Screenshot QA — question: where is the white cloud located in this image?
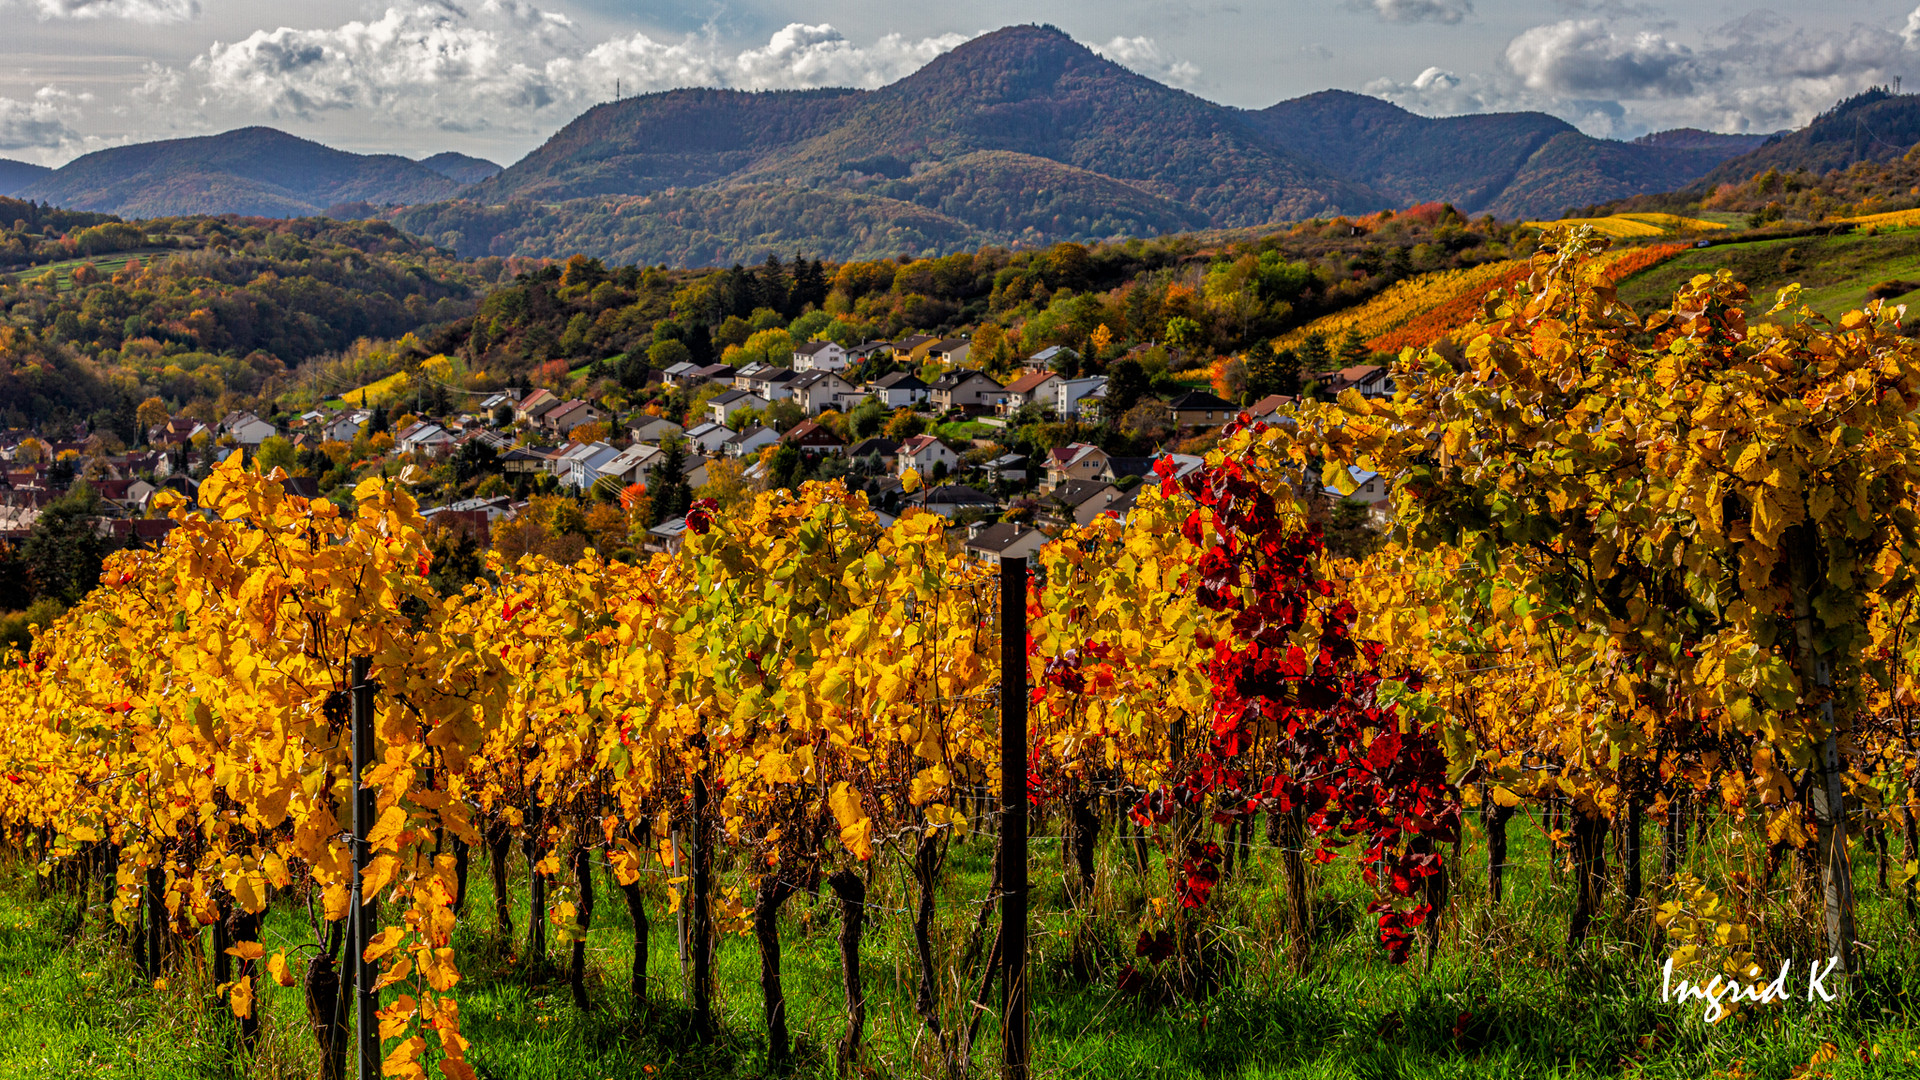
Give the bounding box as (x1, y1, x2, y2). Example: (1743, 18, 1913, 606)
(1505, 20, 1699, 98)
(20, 0, 195, 23)
(0, 88, 82, 152)
(1347, 0, 1473, 26)
(556, 22, 970, 96)
(1369, 4, 1920, 141)
(1090, 36, 1200, 87)
(189, 6, 974, 135)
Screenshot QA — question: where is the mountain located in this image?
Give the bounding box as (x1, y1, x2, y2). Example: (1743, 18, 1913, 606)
(1688, 89, 1920, 190)
(1247, 90, 1767, 219)
(0, 159, 51, 197)
(17, 128, 463, 218)
(419, 152, 503, 184)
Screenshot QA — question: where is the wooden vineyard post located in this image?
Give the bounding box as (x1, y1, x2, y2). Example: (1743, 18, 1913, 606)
(999, 556, 1029, 1080)
(350, 657, 381, 1079)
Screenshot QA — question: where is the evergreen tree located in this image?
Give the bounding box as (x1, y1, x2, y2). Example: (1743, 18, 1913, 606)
(1298, 333, 1332, 378)
(23, 483, 109, 604)
(647, 439, 694, 526)
(1337, 327, 1372, 367)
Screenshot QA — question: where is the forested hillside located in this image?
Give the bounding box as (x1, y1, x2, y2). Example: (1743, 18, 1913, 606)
(0, 216, 490, 429)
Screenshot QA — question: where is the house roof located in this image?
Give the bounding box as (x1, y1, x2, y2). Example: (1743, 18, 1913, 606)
(1247, 393, 1296, 417)
(1053, 479, 1120, 509)
(1104, 456, 1155, 481)
(724, 425, 776, 447)
(847, 437, 899, 458)
(930, 337, 970, 352)
(967, 522, 1043, 553)
(931, 371, 1000, 391)
(600, 444, 660, 475)
(783, 419, 844, 445)
(897, 433, 945, 456)
(849, 341, 892, 356)
(921, 484, 995, 506)
(897, 334, 937, 349)
(692, 363, 736, 379)
(1047, 442, 1105, 468)
(871, 372, 929, 390)
(1003, 370, 1059, 395)
(1167, 390, 1235, 410)
(708, 389, 751, 406)
(520, 388, 558, 407)
(685, 421, 733, 439)
(1030, 345, 1078, 362)
(990, 453, 1026, 468)
(794, 340, 840, 355)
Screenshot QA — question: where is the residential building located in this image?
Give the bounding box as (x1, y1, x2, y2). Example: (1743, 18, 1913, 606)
(1327, 466, 1393, 522)
(1246, 394, 1297, 423)
(541, 400, 603, 436)
(1167, 390, 1236, 429)
(1052, 375, 1106, 419)
(324, 410, 371, 443)
(515, 388, 559, 424)
(896, 433, 959, 478)
(690, 362, 737, 386)
(500, 447, 550, 474)
(219, 411, 277, 446)
(1048, 479, 1125, 527)
(723, 425, 780, 459)
(659, 361, 701, 388)
(478, 389, 522, 413)
(999, 370, 1061, 416)
(394, 421, 454, 456)
(683, 422, 737, 455)
(629, 417, 684, 444)
(896, 334, 939, 362)
(928, 371, 1005, 413)
(913, 484, 997, 519)
(554, 441, 623, 489)
(866, 372, 930, 409)
(152, 416, 210, 447)
(1325, 364, 1394, 398)
(743, 367, 799, 402)
(1042, 443, 1109, 493)
(597, 443, 662, 487)
(928, 337, 971, 365)
(1101, 456, 1156, 484)
(782, 419, 845, 455)
(707, 390, 758, 427)
(646, 516, 689, 554)
(788, 371, 860, 415)
(846, 437, 900, 470)
(988, 453, 1028, 486)
(792, 340, 850, 372)
(965, 521, 1048, 564)
(848, 341, 893, 365)
(1029, 345, 1078, 370)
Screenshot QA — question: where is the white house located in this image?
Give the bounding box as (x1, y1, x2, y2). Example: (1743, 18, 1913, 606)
(1053, 376, 1107, 419)
(683, 422, 737, 455)
(541, 399, 603, 436)
(792, 340, 850, 372)
(219, 411, 277, 447)
(325, 409, 371, 443)
(723, 425, 780, 459)
(708, 390, 758, 427)
(965, 521, 1048, 564)
(394, 421, 454, 456)
(629, 417, 684, 443)
(896, 433, 959, 478)
(597, 443, 662, 487)
(789, 371, 860, 415)
(999, 370, 1061, 416)
(866, 372, 930, 409)
(557, 441, 624, 490)
(929, 371, 1005, 413)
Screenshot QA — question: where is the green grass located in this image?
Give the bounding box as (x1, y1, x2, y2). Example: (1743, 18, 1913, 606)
(1615, 229, 1920, 319)
(3, 808, 1919, 1079)
(20, 249, 169, 291)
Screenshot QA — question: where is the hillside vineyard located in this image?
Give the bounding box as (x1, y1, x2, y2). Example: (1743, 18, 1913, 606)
(8, 237, 1920, 1076)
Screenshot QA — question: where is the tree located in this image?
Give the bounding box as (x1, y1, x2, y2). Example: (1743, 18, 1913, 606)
(22, 483, 109, 604)
(369, 403, 390, 435)
(646, 439, 694, 526)
(452, 438, 500, 482)
(493, 403, 514, 427)
(1336, 327, 1371, 367)
(1297, 332, 1331, 378)
(1120, 400, 1174, 444)
(848, 398, 886, 439)
(255, 435, 296, 475)
(767, 444, 804, 491)
(762, 399, 804, 432)
(135, 397, 169, 438)
(884, 409, 926, 441)
(649, 339, 692, 369)
(1247, 347, 1301, 400)
(1105, 358, 1149, 417)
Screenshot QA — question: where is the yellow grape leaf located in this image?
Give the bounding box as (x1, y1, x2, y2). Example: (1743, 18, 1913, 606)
(229, 871, 266, 914)
(901, 468, 922, 493)
(366, 805, 410, 852)
(262, 852, 292, 890)
(609, 843, 641, 887)
(381, 1034, 426, 1075)
(828, 782, 864, 831)
(440, 1060, 479, 1080)
(322, 881, 351, 922)
(423, 947, 460, 992)
(373, 954, 414, 991)
(266, 951, 297, 987)
(533, 854, 560, 877)
(227, 974, 253, 1019)
(363, 926, 406, 963)
(926, 803, 969, 837)
(224, 940, 265, 961)
(1490, 786, 1521, 808)
(378, 995, 418, 1040)
(840, 818, 874, 861)
(361, 855, 398, 900)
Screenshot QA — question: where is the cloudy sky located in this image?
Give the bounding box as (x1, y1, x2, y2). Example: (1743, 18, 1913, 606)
(3, 0, 1919, 167)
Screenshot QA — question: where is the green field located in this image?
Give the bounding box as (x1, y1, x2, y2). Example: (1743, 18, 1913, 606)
(0, 806, 1916, 1080)
(16, 249, 171, 291)
(1614, 230, 1920, 320)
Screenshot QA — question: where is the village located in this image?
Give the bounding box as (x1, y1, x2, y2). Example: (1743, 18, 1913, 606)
(0, 332, 1399, 571)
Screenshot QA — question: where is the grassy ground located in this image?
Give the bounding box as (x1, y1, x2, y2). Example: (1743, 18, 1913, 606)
(0, 807, 1917, 1080)
(1614, 229, 1920, 319)
(16, 250, 170, 291)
